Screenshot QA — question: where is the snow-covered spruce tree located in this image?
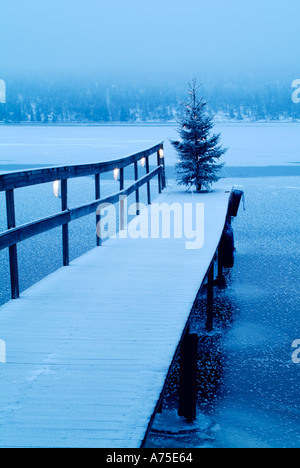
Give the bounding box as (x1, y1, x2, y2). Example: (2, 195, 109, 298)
(171, 80, 227, 191)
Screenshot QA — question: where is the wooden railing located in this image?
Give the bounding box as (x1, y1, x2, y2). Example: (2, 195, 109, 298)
(0, 142, 166, 300)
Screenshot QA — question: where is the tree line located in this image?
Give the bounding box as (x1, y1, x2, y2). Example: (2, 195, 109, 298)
(0, 75, 299, 124)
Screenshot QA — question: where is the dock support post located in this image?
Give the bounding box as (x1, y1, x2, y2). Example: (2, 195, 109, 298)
(178, 329, 198, 422)
(5, 189, 20, 299)
(206, 264, 214, 332)
(217, 248, 226, 289)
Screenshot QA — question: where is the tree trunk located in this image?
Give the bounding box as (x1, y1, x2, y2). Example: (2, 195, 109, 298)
(196, 181, 202, 192)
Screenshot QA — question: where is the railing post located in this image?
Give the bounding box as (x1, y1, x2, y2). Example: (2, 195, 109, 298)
(119, 167, 125, 231)
(178, 327, 198, 422)
(157, 150, 162, 194)
(119, 167, 124, 192)
(61, 179, 69, 266)
(159, 144, 166, 189)
(95, 173, 101, 246)
(5, 189, 19, 299)
(145, 156, 151, 204)
(134, 161, 140, 215)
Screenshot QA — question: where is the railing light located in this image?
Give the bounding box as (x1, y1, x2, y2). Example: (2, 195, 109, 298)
(141, 157, 146, 167)
(113, 168, 120, 181)
(159, 148, 164, 159)
(53, 180, 61, 198)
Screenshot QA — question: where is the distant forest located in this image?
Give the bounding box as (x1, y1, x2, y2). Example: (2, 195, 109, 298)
(0, 74, 299, 124)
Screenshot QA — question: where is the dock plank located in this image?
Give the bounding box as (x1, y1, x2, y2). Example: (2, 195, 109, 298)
(0, 187, 231, 448)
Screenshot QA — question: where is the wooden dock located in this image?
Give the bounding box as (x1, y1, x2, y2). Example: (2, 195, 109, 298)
(0, 145, 237, 448)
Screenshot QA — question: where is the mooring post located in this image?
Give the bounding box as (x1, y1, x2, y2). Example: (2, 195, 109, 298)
(206, 263, 214, 332)
(178, 329, 198, 422)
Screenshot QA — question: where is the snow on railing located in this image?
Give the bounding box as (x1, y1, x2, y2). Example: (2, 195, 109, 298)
(0, 142, 165, 299)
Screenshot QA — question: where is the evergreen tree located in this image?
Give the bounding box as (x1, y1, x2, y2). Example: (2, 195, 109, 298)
(171, 80, 227, 191)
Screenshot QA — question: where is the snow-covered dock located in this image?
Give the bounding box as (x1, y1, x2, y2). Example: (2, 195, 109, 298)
(0, 185, 232, 448)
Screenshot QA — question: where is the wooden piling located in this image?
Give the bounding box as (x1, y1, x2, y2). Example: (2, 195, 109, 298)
(217, 248, 226, 288)
(178, 331, 198, 422)
(206, 264, 214, 332)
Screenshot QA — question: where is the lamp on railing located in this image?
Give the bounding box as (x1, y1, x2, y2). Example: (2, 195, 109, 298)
(159, 148, 164, 160)
(141, 157, 146, 167)
(113, 168, 120, 181)
(53, 180, 61, 198)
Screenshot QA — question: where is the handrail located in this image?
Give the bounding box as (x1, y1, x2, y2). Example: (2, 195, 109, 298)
(0, 143, 164, 192)
(1, 142, 166, 300)
(0, 166, 163, 251)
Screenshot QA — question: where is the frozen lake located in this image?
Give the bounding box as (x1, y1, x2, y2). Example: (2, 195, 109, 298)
(148, 175, 300, 448)
(0, 123, 300, 170)
(0, 123, 299, 448)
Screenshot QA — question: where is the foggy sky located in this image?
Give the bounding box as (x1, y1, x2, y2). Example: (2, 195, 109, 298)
(0, 0, 299, 79)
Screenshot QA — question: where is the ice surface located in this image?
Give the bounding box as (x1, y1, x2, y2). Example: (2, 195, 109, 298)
(0, 123, 300, 171)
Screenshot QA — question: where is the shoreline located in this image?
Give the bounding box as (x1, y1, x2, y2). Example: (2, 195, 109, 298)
(1, 121, 300, 128)
(1, 165, 300, 178)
